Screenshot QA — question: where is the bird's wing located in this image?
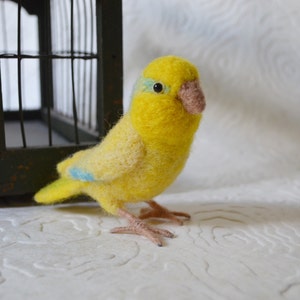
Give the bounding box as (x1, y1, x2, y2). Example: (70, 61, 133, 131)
(67, 115, 146, 183)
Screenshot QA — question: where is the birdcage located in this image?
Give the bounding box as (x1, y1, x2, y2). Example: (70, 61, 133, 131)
(0, 0, 123, 197)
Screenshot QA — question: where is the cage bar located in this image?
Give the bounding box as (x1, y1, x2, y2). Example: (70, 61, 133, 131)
(97, 0, 123, 135)
(17, 1, 27, 147)
(0, 67, 6, 151)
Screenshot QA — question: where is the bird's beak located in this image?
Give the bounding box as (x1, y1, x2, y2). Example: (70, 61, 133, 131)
(178, 80, 206, 115)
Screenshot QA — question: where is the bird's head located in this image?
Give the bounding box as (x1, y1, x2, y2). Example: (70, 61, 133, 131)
(129, 56, 206, 143)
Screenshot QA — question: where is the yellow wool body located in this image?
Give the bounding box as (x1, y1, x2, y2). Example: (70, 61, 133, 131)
(34, 56, 203, 215)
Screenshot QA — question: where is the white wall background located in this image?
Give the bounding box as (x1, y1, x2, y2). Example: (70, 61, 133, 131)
(122, 0, 300, 193)
(123, 0, 300, 119)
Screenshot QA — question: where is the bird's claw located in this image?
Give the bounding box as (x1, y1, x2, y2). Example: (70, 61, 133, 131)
(112, 208, 175, 246)
(139, 200, 191, 225)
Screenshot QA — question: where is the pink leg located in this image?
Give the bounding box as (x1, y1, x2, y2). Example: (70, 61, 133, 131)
(111, 208, 175, 247)
(139, 200, 191, 225)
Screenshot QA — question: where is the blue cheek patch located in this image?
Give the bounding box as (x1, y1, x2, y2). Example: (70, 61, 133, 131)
(69, 167, 95, 182)
(133, 77, 170, 95)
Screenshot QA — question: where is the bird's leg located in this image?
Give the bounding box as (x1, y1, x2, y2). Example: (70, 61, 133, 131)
(111, 208, 175, 247)
(139, 200, 191, 225)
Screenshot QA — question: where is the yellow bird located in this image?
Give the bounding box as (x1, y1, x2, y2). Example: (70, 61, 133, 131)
(34, 55, 206, 246)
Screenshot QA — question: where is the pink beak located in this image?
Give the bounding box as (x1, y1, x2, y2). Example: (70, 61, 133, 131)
(178, 80, 206, 115)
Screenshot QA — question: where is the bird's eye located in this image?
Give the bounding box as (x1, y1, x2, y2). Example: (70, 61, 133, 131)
(153, 82, 163, 93)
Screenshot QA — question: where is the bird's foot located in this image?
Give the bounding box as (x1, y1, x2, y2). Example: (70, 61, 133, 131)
(139, 200, 191, 225)
(111, 208, 175, 247)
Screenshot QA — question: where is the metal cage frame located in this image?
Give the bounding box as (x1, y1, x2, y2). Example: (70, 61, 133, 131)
(0, 0, 123, 197)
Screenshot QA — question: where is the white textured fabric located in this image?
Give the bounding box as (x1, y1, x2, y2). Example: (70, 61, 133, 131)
(1, 1, 300, 299)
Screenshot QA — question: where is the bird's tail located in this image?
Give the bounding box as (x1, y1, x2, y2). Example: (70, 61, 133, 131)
(34, 177, 87, 205)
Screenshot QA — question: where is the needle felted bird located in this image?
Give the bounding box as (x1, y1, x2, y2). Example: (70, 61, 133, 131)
(34, 55, 206, 246)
